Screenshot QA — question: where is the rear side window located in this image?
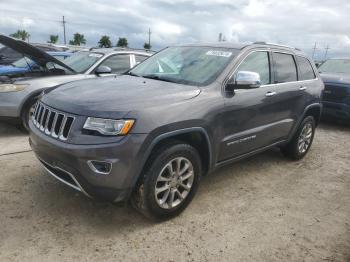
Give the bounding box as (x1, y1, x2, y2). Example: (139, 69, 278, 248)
(272, 53, 297, 83)
(296, 56, 315, 80)
(99, 54, 131, 73)
(235, 51, 270, 85)
(135, 55, 148, 64)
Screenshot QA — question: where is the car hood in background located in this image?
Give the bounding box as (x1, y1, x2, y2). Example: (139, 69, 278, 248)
(0, 34, 75, 73)
(320, 73, 350, 85)
(42, 75, 201, 118)
(0, 65, 28, 75)
(12, 74, 93, 90)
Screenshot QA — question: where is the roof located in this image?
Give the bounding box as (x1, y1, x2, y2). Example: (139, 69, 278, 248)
(180, 41, 303, 51)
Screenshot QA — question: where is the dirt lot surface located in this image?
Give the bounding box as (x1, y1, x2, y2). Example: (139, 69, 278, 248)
(0, 121, 349, 262)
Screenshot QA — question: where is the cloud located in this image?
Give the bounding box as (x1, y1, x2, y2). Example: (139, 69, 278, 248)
(0, 0, 349, 59)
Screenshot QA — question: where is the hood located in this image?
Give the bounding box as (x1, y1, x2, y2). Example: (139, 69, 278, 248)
(11, 74, 90, 90)
(320, 73, 350, 85)
(0, 34, 75, 73)
(42, 75, 201, 118)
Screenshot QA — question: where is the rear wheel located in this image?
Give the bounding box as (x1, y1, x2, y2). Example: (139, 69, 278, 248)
(131, 141, 201, 220)
(281, 116, 315, 160)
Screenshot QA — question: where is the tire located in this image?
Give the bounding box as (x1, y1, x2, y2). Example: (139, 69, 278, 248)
(20, 97, 38, 132)
(131, 141, 202, 220)
(281, 116, 316, 160)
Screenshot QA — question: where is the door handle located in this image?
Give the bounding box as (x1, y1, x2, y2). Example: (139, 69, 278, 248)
(265, 91, 277, 97)
(299, 86, 307, 91)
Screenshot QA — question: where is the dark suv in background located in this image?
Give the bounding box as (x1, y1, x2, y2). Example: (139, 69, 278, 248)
(29, 42, 323, 220)
(318, 58, 350, 122)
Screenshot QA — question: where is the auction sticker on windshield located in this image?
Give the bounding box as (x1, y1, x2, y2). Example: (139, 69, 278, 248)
(206, 50, 232, 57)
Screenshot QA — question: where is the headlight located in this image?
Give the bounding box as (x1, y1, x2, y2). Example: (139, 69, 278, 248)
(0, 83, 28, 93)
(83, 117, 135, 136)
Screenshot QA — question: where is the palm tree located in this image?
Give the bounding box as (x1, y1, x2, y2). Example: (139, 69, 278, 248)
(116, 37, 128, 48)
(48, 35, 59, 44)
(69, 33, 86, 46)
(10, 30, 30, 42)
(98, 35, 112, 48)
(144, 43, 151, 50)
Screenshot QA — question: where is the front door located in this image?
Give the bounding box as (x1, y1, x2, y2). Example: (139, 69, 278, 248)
(218, 50, 282, 161)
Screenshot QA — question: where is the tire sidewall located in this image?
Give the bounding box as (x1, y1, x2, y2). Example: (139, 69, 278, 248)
(21, 98, 37, 131)
(143, 144, 202, 219)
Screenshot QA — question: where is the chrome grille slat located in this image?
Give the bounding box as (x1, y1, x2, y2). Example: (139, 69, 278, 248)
(31, 102, 75, 142)
(58, 116, 67, 140)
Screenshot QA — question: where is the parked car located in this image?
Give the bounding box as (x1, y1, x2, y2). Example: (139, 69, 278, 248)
(0, 42, 69, 65)
(318, 58, 350, 121)
(29, 42, 323, 220)
(0, 34, 154, 130)
(0, 51, 72, 76)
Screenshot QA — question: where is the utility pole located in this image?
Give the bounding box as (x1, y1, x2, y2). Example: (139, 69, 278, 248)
(218, 33, 222, 42)
(312, 42, 317, 60)
(148, 28, 151, 47)
(324, 45, 330, 60)
(62, 16, 67, 45)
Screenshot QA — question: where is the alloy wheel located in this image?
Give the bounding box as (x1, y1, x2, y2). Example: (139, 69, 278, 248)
(154, 157, 194, 209)
(297, 122, 313, 154)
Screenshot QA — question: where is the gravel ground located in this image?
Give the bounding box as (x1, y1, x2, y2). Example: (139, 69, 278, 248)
(0, 121, 349, 262)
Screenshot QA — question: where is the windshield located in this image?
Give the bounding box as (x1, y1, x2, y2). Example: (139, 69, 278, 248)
(61, 52, 103, 73)
(318, 59, 350, 74)
(12, 57, 35, 68)
(130, 46, 238, 86)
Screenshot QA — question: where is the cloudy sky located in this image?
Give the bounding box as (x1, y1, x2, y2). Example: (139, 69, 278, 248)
(1, 0, 350, 60)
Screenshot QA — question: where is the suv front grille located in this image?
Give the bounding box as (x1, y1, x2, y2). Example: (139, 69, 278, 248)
(32, 102, 75, 141)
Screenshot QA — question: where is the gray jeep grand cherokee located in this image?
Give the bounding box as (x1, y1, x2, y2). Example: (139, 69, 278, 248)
(29, 42, 323, 219)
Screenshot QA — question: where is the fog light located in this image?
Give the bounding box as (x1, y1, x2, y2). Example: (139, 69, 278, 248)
(87, 160, 112, 175)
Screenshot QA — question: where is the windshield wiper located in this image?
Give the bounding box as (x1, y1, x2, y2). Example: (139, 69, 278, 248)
(127, 71, 142, 77)
(142, 74, 179, 83)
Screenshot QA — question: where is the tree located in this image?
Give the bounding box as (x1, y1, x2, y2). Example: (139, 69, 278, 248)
(98, 35, 112, 48)
(69, 33, 86, 46)
(116, 37, 128, 48)
(143, 42, 151, 50)
(48, 35, 59, 44)
(10, 30, 30, 41)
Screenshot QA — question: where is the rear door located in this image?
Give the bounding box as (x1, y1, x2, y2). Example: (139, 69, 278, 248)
(270, 51, 304, 140)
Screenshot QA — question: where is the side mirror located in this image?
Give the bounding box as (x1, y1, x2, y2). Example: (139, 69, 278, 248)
(226, 71, 261, 91)
(95, 65, 112, 75)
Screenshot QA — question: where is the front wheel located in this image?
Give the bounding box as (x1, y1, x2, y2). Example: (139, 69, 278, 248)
(281, 116, 316, 160)
(20, 98, 38, 132)
(131, 141, 202, 220)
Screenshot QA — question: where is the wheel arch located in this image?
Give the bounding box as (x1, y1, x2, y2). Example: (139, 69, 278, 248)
(131, 127, 213, 192)
(287, 103, 322, 143)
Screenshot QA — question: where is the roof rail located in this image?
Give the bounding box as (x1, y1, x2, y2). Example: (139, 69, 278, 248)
(252, 41, 301, 51)
(88, 47, 155, 53)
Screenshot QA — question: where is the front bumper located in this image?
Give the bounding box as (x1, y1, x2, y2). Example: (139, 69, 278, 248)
(322, 101, 350, 120)
(29, 120, 148, 202)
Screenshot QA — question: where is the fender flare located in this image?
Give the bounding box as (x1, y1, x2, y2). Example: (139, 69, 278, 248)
(288, 102, 322, 142)
(131, 127, 213, 189)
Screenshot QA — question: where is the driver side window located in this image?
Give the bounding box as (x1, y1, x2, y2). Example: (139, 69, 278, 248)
(235, 51, 271, 85)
